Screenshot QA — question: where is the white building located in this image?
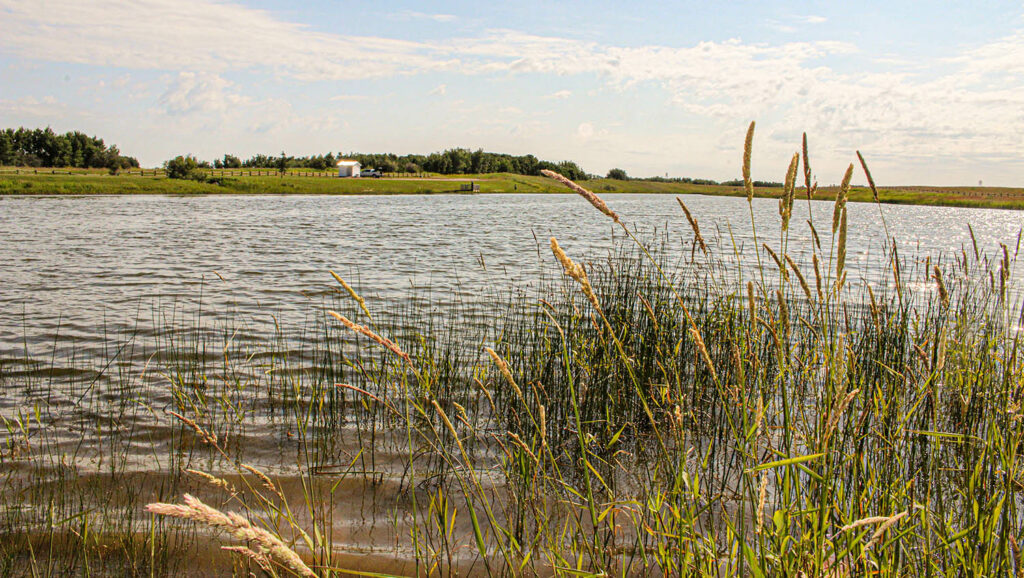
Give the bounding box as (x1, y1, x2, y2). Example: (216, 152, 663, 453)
(337, 159, 361, 177)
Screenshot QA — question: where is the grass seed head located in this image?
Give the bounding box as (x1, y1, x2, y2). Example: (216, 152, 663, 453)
(540, 169, 619, 222)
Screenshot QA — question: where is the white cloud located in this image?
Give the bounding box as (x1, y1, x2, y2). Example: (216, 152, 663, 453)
(330, 94, 370, 102)
(428, 84, 447, 96)
(159, 72, 249, 115)
(577, 122, 594, 140)
(0, 95, 67, 118)
(395, 10, 457, 23)
(794, 15, 827, 24)
(545, 89, 572, 99)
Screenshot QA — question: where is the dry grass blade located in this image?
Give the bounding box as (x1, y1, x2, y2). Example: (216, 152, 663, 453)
(540, 169, 619, 222)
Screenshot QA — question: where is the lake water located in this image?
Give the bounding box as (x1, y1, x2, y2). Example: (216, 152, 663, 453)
(2, 193, 1021, 360)
(2, 192, 1022, 573)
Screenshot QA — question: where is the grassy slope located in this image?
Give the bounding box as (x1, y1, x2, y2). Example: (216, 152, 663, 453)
(2, 171, 1023, 209)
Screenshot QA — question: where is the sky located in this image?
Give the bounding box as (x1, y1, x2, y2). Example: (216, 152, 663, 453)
(1, 1, 1023, 186)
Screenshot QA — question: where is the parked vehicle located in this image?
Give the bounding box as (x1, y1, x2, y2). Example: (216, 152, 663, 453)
(360, 168, 382, 178)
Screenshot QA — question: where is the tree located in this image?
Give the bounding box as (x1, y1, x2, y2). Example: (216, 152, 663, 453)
(606, 168, 628, 180)
(277, 151, 287, 177)
(165, 155, 200, 180)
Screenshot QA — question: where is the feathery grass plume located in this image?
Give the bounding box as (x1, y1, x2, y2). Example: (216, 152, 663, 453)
(222, 546, 274, 574)
(329, 270, 372, 321)
(1000, 243, 1010, 302)
(170, 411, 218, 446)
(823, 388, 860, 446)
(865, 511, 909, 550)
(638, 292, 659, 330)
(856, 150, 880, 203)
(813, 253, 824, 301)
(867, 284, 881, 332)
(1011, 535, 1023, 572)
(540, 169, 619, 223)
(836, 208, 848, 283)
(676, 198, 708, 254)
(507, 432, 539, 465)
(550, 237, 601, 311)
(779, 152, 800, 231)
(185, 469, 236, 494)
(840, 515, 894, 533)
(784, 254, 813, 302)
(808, 220, 822, 250)
(743, 121, 755, 202)
(933, 265, 949, 308)
(327, 311, 410, 364)
(145, 494, 316, 578)
(485, 347, 525, 403)
(538, 403, 547, 446)
(689, 326, 718, 383)
(833, 164, 854, 234)
(432, 399, 466, 457)
(756, 473, 768, 535)
(747, 281, 757, 323)
(802, 132, 813, 200)
(776, 290, 790, 341)
(762, 244, 789, 282)
(241, 464, 285, 503)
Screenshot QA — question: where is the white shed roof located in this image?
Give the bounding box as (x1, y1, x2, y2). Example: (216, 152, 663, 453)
(336, 159, 360, 167)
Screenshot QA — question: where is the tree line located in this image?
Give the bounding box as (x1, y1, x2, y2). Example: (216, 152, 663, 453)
(0, 127, 139, 170)
(194, 148, 589, 180)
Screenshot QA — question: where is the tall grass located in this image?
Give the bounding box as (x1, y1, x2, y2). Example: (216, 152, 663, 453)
(2, 130, 1023, 576)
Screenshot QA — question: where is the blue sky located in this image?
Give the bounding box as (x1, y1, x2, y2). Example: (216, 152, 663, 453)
(2, 1, 1023, 185)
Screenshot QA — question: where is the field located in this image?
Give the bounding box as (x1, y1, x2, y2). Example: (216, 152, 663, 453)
(2, 168, 1024, 209)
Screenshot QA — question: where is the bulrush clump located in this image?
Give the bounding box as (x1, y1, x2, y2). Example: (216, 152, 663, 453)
(145, 494, 316, 578)
(540, 169, 619, 222)
(327, 311, 410, 364)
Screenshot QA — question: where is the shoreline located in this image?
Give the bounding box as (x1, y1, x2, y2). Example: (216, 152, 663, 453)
(2, 172, 1023, 210)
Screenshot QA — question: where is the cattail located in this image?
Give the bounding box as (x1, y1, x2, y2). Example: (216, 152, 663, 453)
(856, 150, 879, 203)
(677, 198, 708, 254)
(485, 347, 525, 404)
(330, 270, 372, 321)
(802, 133, 813, 200)
(540, 169, 619, 222)
(328, 311, 410, 364)
(933, 265, 949, 308)
(145, 494, 316, 578)
(743, 121, 755, 203)
(836, 208, 848, 283)
(779, 153, 799, 231)
(551, 237, 601, 311)
(784, 255, 813, 302)
(689, 326, 718, 383)
(864, 511, 909, 550)
(833, 164, 853, 234)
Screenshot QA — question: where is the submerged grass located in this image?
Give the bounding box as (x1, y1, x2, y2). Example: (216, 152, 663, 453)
(3, 129, 1024, 576)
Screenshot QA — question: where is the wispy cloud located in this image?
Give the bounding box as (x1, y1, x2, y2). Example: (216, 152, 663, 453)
(428, 84, 447, 96)
(395, 10, 457, 23)
(544, 90, 572, 99)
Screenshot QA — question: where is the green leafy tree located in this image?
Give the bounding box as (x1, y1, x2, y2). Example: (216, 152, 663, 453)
(606, 168, 628, 180)
(165, 155, 200, 180)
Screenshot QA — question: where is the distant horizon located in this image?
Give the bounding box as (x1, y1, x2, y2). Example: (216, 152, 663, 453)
(1, 1, 1023, 187)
